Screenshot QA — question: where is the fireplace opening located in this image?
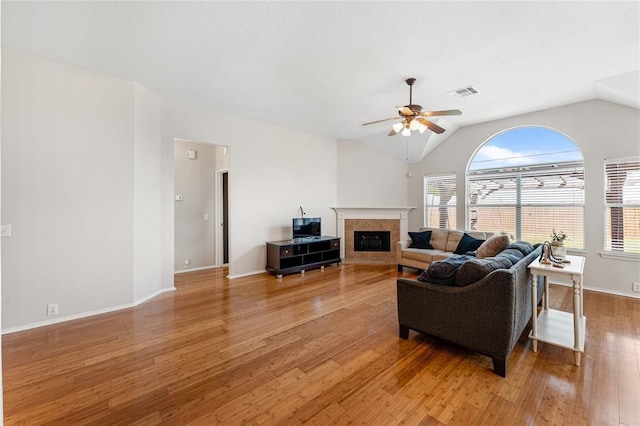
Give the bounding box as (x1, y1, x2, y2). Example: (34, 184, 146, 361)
(354, 231, 391, 252)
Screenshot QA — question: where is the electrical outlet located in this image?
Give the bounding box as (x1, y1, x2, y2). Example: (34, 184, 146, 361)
(633, 282, 640, 293)
(47, 304, 59, 316)
(152, 281, 158, 290)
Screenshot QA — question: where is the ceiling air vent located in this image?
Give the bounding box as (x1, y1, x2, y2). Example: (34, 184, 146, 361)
(448, 85, 480, 99)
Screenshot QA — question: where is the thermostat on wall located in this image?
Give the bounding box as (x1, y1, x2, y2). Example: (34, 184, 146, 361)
(175, 195, 183, 201)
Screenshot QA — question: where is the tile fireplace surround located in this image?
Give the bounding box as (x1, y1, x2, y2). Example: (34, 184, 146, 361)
(331, 207, 415, 262)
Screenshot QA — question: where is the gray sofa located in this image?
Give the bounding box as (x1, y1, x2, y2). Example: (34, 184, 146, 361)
(396, 243, 543, 377)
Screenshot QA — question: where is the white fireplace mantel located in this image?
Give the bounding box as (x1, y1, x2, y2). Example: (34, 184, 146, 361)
(331, 207, 416, 258)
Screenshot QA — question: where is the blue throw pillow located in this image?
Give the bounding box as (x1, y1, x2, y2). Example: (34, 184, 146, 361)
(408, 231, 433, 249)
(454, 233, 485, 255)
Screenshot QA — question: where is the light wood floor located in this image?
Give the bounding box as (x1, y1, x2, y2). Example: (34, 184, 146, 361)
(3, 264, 640, 425)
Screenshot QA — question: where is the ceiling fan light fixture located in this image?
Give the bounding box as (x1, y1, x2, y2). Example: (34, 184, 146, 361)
(362, 77, 462, 138)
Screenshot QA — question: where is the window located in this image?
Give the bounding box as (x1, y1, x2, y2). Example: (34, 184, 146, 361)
(604, 157, 640, 255)
(466, 127, 585, 248)
(424, 174, 456, 229)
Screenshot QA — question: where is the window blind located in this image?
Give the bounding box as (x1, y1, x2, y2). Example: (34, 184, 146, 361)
(604, 158, 640, 254)
(424, 174, 456, 229)
(467, 164, 585, 247)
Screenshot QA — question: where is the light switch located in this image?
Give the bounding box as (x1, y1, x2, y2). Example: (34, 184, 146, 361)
(187, 150, 197, 159)
(175, 195, 183, 201)
(1, 225, 11, 238)
(203, 213, 209, 221)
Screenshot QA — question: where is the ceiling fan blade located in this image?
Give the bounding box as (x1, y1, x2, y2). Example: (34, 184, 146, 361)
(362, 116, 401, 126)
(396, 106, 414, 116)
(388, 129, 399, 136)
(417, 118, 446, 134)
(420, 109, 462, 117)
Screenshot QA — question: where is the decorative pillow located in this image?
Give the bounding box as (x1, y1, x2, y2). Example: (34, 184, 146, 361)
(455, 257, 514, 287)
(408, 231, 433, 249)
(454, 233, 485, 255)
(476, 234, 510, 258)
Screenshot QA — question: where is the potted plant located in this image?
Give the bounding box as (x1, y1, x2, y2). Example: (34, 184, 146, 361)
(550, 229, 567, 259)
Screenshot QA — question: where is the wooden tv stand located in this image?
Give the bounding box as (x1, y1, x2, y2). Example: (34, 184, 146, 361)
(266, 236, 341, 278)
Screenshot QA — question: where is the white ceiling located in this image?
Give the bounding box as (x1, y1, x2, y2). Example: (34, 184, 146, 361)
(2, 1, 639, 162)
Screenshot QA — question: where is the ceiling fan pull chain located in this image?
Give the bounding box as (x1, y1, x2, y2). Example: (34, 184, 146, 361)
(406, 137, 409, 161)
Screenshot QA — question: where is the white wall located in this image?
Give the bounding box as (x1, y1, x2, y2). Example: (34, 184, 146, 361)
(133, 83, 163, 302)
(408, 100, 640, 297)
(174, 140, 217, 271)
(1, 49, 340, 328)
(0, 5, 5, 412)
(1, 49, 136, 329)
(337, 139, 409, 207)
(161, 101, 338, 279)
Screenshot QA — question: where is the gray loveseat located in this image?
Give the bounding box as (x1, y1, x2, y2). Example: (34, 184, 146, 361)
(396, 243, 543, 377)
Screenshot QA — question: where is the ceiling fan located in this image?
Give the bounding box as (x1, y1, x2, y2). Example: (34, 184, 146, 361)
(362, 78, 461, 136)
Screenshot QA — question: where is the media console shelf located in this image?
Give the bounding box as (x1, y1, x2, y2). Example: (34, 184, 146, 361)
(266, 236, 341, 278)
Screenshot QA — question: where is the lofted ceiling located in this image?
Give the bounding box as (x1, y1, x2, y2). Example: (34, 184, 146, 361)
(2, 1, 638, 162)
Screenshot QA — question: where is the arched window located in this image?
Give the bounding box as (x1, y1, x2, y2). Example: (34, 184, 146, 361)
(466, 126, 584, 248)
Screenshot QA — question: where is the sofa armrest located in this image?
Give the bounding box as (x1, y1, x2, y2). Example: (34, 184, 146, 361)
(397, 240, 411, 263)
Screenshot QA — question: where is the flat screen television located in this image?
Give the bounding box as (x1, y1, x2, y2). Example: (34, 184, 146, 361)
(292, 217, 321, 239)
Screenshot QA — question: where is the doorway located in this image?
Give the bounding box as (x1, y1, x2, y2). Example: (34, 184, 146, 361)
(174, 139, 230, 271)
(223, 172, 229, 264)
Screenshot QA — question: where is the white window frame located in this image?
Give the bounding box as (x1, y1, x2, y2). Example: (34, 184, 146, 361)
(602, 156, 640, 260)
(423, 173, 457, 229)
(466, 162, 585, 248)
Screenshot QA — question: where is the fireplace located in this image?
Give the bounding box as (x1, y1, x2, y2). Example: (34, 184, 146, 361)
(354, 231, 391, 252)
(331, 207, 415, 263)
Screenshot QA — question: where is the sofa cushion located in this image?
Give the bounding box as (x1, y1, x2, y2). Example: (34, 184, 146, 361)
(476, 234, 510, 258)
(408, 231, 433, 249)
(430, 229, 449, 251)
(445, 230, 464, 252)
(402, 248, 445, 262)
(431, 252, 452, 262)
(496, 248, 524, 265)
(455, 256, 515, 287)
(418, 254, 470, 286)
(454, 233, 485, 255)
(506, 241, 534, 256)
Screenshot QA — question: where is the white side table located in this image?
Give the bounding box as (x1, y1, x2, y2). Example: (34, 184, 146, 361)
(528, 254, 586, 366)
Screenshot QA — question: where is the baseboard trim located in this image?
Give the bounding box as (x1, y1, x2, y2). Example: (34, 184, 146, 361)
(174, 264, 218, 274)
(584, 285, 640, 300)
(2, 287, 176, 335)
(550, 280, 640, 299)
(227, 269, 267, 279)
(134, 287, 176, 306)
